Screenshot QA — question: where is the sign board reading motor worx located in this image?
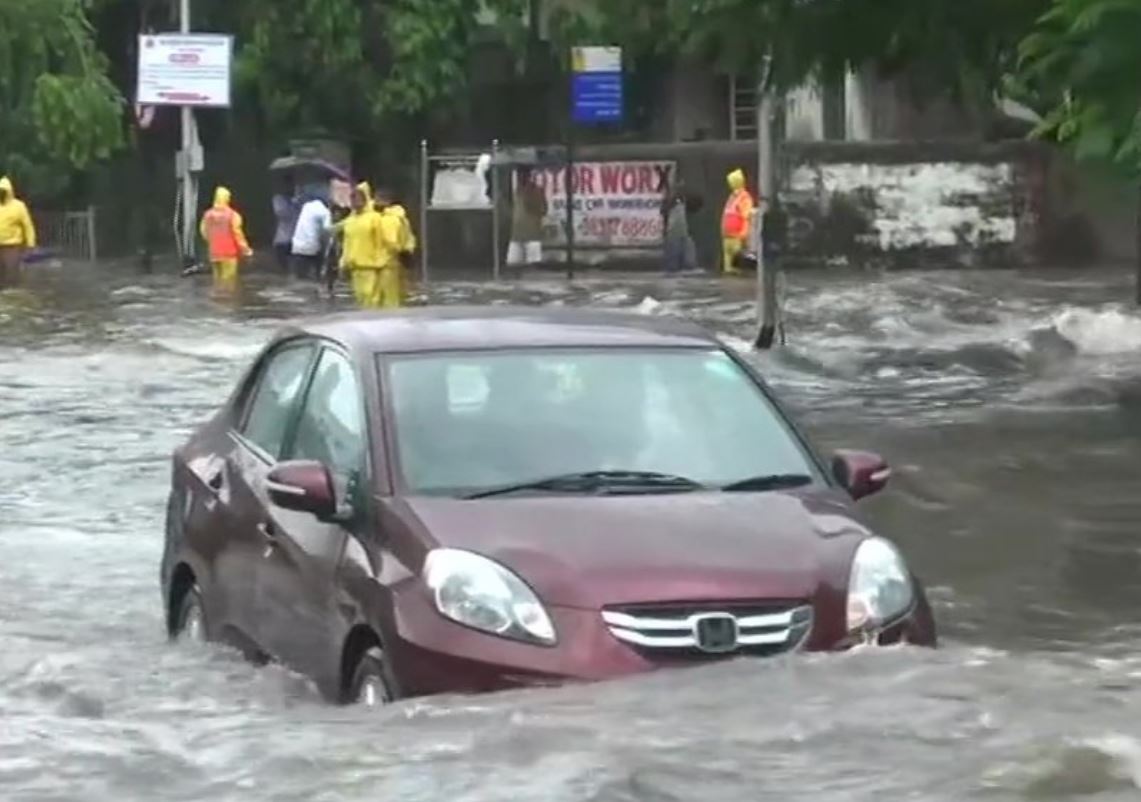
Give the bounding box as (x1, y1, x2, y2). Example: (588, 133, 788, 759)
(137, 34, 233, 108)
(528, 160, 676, 249)
(571, 46, 622, 125)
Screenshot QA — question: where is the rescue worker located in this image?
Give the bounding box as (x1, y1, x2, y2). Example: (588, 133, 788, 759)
(356, 181, 378, 212)
(337, 187, 388, 309)
(374, 187, 417, 304)
(199, 186, 253, 294)
(721, 168, 755, 275)
(0, 177, 37, 289)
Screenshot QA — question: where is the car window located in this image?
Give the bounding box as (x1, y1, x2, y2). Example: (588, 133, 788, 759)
(288, 349, 366, 481)
(241, 345, 315, 459)
(386, 348, 821, 496)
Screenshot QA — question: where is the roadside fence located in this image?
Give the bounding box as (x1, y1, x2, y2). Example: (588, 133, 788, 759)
(36, 206, 98, 264)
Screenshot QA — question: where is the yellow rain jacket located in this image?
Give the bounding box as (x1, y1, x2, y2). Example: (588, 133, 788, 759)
(356, 181, 381, 214)
(0, 177, 37, 248)
(339, 206, 385, 270)
(381, 205, 417, 262)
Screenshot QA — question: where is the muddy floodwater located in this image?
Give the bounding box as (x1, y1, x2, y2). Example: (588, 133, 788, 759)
(3, 263, 1141, 801)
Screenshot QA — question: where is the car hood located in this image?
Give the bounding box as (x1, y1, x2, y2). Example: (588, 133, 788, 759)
(403, 489, 872, 609)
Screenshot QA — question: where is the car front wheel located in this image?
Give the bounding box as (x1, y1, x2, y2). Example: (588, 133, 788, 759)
(174, 585, 208, 644)
(348, 647, 395, 708)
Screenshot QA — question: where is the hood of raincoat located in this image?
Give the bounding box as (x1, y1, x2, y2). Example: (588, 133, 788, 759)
(727, 169, 745, 191)
(384, 203, 408, 220)
(213, 187, 232, 207)
(0, 176, 13, 198)
(356, 182, 373, 202)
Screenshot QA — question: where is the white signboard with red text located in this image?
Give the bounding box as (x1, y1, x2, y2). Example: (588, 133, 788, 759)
(137, 34, 233, 108)
(531, 160, 676, 250)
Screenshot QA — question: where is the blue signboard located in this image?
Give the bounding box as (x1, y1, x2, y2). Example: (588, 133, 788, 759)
(571, 46, 623, 125)
(572, 72, 623, 124)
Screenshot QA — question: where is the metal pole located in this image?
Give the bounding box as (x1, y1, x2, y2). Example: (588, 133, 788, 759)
(87, 205, 97, 265)
(565, 50, 576, 282)
(754, 56, 781, 350)
(178, 0, 197, 266)
(1135, 183, 1141, 305)
(566, 133, 576, 281)
(491, 139, 501, 281)
(420, 139, 430, 285)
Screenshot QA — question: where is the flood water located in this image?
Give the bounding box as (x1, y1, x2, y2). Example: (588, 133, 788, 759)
(3, 262, 1141, 800)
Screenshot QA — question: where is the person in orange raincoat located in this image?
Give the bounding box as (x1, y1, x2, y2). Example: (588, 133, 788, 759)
(199, 186, 253, 293)
(721, 168, 755, 275)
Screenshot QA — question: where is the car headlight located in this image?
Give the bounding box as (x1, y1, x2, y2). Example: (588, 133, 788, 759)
(847, 537, 914, 634)
(423, 549, 556, 646)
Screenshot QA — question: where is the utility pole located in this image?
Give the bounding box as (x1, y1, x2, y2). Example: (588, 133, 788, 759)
(754, 55, 781, 349)
(1135, 185, 1141, 305)
(178, 0, 202, 267)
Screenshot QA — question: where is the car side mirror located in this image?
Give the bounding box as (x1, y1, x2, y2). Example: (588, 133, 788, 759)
(267, 460, 338, 521)
(831, 450, 891, 501)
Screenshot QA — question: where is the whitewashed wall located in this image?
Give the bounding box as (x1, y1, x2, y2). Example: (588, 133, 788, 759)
(780, 144, 1034, 269)
(788, 162, 1017, 251)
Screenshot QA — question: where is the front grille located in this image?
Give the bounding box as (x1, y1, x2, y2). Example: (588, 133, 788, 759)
(602, 600, 813, 659)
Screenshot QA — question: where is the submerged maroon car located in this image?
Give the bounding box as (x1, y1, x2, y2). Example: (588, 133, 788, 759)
(161, 306, 935, 705)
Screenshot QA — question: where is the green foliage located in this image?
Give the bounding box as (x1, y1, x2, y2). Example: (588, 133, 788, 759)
(552, 0, 1046, 107)
(1015, 0, 1141, 176)
(378, 0, 527, 116)
(236, 0, 527, 138)
(0, 0, 123, 196)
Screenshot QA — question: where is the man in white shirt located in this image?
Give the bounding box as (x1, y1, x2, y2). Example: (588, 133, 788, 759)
(290, 192, 332, 280)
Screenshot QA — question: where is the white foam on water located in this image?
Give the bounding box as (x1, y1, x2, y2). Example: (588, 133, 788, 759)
(1084, 734, 1141, 787)
(1050, 307, 1141, 355)
(633, 296, 665, 315)
(148, 337, 265, 361)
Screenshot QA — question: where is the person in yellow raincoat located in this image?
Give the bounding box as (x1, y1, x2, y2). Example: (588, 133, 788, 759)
(374, 187, 417, 304)
(0, 177, 37, 289)
(338, 186, 391, 309)
(199, 187, 253, 293)
(721, 168, 755, 275)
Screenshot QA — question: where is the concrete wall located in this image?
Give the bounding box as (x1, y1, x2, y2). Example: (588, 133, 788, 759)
(417, 139, 1136, 275)
(780, 141, 1046, 269)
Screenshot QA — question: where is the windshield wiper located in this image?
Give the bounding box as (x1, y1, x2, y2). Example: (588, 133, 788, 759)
(464, 470, 707, 500)
(720, 473, 814, 493)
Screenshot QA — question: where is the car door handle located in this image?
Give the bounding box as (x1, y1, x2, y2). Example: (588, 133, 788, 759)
(258, 521, 277, 541)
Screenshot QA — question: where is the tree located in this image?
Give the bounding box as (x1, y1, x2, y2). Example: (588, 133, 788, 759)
(551, 0, 1046, 114)
(0, 0, 124, 198)
(235, 0, 527, 139)
(1017, 0, 1141, 170)
(1016, 0, 1141, 300)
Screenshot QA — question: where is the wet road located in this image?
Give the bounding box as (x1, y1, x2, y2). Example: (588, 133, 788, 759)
(3, 263, 1141, 800)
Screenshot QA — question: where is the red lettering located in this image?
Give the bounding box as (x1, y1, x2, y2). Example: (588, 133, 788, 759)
(578, 166, 595, 194)
(637, 166, 653, 193)
(600, 165, 621, 194)
(620, 167, 636, 194)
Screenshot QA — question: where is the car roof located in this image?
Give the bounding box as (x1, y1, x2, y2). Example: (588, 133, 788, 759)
(281, 306, 722, 354)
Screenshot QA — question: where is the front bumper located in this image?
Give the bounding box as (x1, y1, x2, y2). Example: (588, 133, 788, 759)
(383, 585, 936, 698)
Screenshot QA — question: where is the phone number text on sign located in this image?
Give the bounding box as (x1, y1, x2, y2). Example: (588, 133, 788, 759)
(533, 160, 675, 248)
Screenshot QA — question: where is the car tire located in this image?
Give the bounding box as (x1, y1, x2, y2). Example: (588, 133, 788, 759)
(348, 647, 396, 708)
(173, 585, 209, 644)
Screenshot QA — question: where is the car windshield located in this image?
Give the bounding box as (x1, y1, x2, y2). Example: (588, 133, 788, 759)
(385, 348, 822, 497)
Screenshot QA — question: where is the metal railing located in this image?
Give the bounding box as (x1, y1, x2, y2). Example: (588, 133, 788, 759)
(35, 206, 97, 264)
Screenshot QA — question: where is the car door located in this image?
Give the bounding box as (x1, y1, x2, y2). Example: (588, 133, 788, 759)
(225, 341, 319, 651)
(254, 346, 369, 682)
